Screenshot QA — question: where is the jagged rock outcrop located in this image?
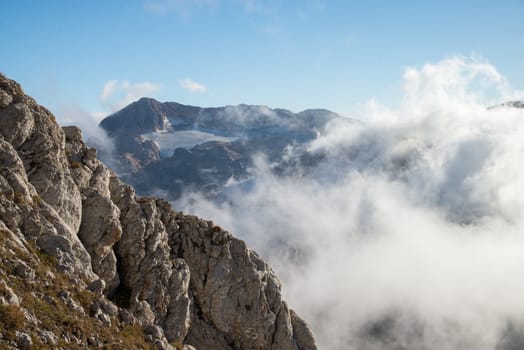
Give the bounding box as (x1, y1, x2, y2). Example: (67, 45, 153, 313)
(64, 125, 122, 294)
(0, 79, 82, 233)
(0, 72, 317, 349)
(174, 215, 309, 350)
(0, 78, 94, 281)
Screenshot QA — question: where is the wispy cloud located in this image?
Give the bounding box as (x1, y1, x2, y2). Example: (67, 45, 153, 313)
(55, 105, 116, 168)
(99, 79, 161, 112)
(144, 0, 304, 35)
(179, 78, 207, 93)
(235, 0, 262, 12)
(100, 80, 119, 100)
(175, 56, 524, 350)
(296, 0, 326, 19)
(144, 0, 263, 14)
(144, 0, 220, 15)
(144, 0, 272, 19)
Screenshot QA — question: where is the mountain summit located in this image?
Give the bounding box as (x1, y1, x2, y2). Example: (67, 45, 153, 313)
(100, 98, 338, 135)
(0, 73, 317, 349)
(99, 98, 342, 200)
(100, 97, 174, 135)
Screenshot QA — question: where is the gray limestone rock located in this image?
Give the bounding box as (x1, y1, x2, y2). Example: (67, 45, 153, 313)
(144, 324, 165, 339)
(16, 331, 32, 350)
(38, 330, 58, 346)
(64, 126, 122, 294)
(91, 297, 119, 319)
(36, 234, 71, 256)
(0, 73, 317, 350)
(0, 279, 20, 305)
(175, 215, 315, 350)
(118, 308, 139, 325)
(87, 279, 106, 296)
(0, 87, 13, 108)
(163, 258, 191, 342)
(0, 90, 82, 232)
(14, 261, 35, 281)
(111, 187, 192, 343)
(290, 310, 317, 350)
(144, 324, 176, 350)
(0, 129, 94, 281)
(58, 289, 85, 315)
(78, 185, 121, 293)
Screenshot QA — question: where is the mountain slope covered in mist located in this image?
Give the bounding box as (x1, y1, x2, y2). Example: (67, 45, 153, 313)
(0, 73, 317, 349)
(99, 98, 341, 200)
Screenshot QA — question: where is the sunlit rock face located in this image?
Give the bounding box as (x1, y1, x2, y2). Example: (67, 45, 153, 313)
(0, 73, 317, 350)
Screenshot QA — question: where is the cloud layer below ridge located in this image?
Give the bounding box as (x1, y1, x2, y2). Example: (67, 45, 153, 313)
(175, 57, 524, 350)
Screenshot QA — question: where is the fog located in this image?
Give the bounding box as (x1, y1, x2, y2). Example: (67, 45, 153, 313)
(55, 105, 117, 168)
(175, 57, 524, 349)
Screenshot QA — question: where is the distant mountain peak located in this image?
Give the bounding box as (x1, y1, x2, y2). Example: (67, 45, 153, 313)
(100, 97, 171, 134)
(95, 97, 345, 202)
(137, 96, 159, 103)
(100, 98, 341, 136)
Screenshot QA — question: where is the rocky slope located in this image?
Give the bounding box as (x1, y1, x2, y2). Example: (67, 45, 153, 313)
(0, 73, 317, 349)
(98, 97, 341, 200)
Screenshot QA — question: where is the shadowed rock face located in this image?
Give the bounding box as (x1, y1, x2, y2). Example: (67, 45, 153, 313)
(99, 97, 341, 200)
(0, 73, 317, 349)
(100, 97, 174, 135)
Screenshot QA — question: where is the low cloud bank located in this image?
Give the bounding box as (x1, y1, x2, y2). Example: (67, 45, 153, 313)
(175, 57, 524, 349)
(55, 105, 117, 168)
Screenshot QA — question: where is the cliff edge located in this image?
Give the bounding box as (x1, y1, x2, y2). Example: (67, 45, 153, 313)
(0, 73, 317, 350)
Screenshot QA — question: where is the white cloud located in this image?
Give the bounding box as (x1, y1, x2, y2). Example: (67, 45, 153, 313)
(55, 105, 117, 169)
(91, 111, 109, 122)
(179, 78, 207, 93)
(99, 79, 161, 112)
(144, 0, 287, 35)
(144, 0, 263, 13)
(236, 0, 261, 12)
(174, 56, 524, 350)
(144, 0, 273, 18)
(100, 80, 119, 100)
(144, 0, 220, 15)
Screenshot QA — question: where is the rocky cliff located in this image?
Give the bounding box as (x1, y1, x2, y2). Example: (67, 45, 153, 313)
(0, 73, 317, 349)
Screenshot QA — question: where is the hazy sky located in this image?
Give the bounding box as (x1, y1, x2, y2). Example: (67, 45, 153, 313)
(2, 0, 523, 118)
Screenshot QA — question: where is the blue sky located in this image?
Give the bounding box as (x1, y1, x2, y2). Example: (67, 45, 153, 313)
(1, 0, 523, 118)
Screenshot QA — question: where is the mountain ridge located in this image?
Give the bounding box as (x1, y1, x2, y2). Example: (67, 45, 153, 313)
(97, 97, 342, 201)
(0, 73, 317, 349)
(100, 97, 339, 136)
